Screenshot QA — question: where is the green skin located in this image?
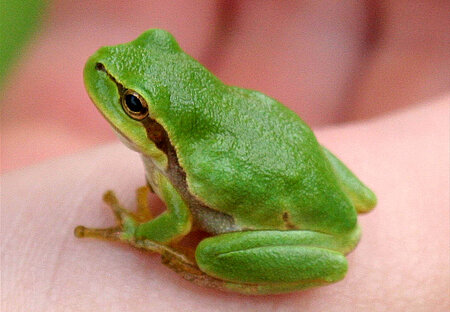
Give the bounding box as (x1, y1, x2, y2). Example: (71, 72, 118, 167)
(79, 29, 376, 295)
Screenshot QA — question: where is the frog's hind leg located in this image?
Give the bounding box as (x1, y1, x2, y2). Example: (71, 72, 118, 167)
(143, 229, 352, 295)
(126, 234, 338, 295)
(193, 230, 350, 294)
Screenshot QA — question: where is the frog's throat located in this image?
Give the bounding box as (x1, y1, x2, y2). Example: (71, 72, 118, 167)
(140, 117, 238, 235)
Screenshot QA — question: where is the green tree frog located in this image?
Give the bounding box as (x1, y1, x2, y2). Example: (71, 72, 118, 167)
(75, 29, 376, 295)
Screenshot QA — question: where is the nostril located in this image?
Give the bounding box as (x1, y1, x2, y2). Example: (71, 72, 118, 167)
(95, 62, 106, 71)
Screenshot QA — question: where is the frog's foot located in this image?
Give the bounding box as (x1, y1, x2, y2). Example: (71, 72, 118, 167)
(74, 186, 152, 241)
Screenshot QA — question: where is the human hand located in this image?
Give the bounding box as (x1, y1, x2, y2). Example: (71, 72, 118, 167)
(2, 98, 448, 311)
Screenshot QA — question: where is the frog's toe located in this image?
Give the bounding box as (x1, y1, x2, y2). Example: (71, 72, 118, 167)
(135, 186, 153, 222)
(99, 190, 134, 226)
(74, 213, 136, 242)
(101, 187, 153, 225)
(74, 224, 122, 240)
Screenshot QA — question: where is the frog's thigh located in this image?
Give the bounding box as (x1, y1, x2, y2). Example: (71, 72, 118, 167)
(195, 230, 348, 285)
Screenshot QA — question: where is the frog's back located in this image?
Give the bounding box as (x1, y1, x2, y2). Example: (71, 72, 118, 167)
(134, 37, 356, 234)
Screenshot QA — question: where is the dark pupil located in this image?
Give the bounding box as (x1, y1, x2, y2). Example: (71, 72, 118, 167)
(125, 94, 143, 113)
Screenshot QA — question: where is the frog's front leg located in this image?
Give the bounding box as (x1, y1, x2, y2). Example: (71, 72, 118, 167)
(75, 177, 214, 283)
(75, 175, 192, 245)
(194, 230, 355, 294)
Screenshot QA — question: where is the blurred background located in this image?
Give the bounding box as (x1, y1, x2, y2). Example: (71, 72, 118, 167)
(1, 0, 449, 172)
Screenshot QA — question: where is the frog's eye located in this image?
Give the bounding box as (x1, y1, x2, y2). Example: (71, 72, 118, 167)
(121, 90, 149, 120)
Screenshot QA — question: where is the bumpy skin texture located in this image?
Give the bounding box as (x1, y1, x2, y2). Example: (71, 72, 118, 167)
(82, 29, 377, 294)
(85, 30, 375, 233)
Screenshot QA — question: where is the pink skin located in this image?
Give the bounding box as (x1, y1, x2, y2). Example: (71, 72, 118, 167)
(1, 1, 449, 310)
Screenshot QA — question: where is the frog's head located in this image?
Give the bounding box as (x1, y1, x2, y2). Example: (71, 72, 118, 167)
(83, 29, 185, 166)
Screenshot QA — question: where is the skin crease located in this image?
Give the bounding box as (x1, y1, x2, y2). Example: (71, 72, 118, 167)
(1, 0, 449, 310)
